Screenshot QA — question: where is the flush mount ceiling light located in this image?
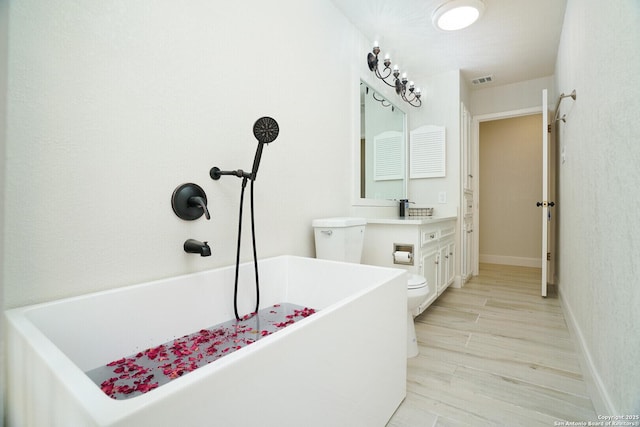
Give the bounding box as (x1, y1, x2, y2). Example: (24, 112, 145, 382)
(432, 0, 485, 31)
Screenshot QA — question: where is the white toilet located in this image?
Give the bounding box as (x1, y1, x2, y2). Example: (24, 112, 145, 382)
(311, 217, 367, 263)
(407, 274, 429, 357)
(312, 217, 430, 358)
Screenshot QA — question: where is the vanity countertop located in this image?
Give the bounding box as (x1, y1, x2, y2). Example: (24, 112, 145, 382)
(366, 216, 457, 226)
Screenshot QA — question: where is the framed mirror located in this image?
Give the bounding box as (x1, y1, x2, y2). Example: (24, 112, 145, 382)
(358, 81, 407, 203)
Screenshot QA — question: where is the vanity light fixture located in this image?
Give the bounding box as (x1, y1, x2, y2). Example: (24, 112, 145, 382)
(363, 84, 396, 111)
(367, 41, 422, 108)
(432, 0, 485, 31)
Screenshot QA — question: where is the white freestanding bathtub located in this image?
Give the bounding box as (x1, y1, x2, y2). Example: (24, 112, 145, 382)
(5, 255, 407, 427)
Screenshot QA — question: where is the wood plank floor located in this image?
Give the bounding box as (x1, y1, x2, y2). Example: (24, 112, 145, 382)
(387, 263, 597, 427)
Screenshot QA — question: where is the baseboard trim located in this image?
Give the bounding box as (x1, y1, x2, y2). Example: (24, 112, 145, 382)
(559, 289, 616, 415)
(450, 275, 463, 289)
(478, 254, 541, 268)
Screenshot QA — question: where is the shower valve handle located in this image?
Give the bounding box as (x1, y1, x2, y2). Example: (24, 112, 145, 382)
(171, 183, 210, 221)
(188, 196, 210, 220)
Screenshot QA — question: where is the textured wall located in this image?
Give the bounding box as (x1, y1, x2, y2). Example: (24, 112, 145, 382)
(555, 0, 640, 414)
(3, 0, 358, 308)
(0, 1, 9, 423)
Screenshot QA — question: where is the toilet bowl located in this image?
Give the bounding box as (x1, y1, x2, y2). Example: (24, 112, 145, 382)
(312, 217, 431, 358)
(407, 274, 429, 358)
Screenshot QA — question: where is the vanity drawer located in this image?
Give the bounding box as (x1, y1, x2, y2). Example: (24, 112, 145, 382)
(440, 226, 456, 238)
(421, 228, 439, 246)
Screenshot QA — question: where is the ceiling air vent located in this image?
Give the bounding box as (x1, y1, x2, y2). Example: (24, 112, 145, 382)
(471, 75, 494, 85)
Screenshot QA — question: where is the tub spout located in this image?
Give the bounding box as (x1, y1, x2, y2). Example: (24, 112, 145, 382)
(184, 239, 211, 257)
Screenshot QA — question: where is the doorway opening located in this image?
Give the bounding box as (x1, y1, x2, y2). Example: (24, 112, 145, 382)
(472, 106, 543, 274)
(479, 113, 542, 267)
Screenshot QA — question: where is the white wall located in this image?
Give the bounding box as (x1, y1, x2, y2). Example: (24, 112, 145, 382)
(3, 0, 359, 309)
(554, 0, 640, 414)
(408, 69, 461, 218)
(471, 75, 555, 116)
(0, 0, 8, 422)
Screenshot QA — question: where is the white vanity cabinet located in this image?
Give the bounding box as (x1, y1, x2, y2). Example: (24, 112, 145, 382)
(362, 217, 457, 304)
(418, 223, 456, 296)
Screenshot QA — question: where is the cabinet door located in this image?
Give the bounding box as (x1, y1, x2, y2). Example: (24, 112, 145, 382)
(462, 220, 473, 282)
(438, 245, 448, 294)
(446, 241, 455, 286)
(421, 247, 439, 295)
(461, 226, 468, 281)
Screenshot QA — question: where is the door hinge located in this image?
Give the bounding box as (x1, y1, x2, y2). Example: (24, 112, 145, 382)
(547, 252, 551, 261)
(547, 124, 551, 133)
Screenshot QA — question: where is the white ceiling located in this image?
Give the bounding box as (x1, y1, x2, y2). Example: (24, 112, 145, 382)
(332, 0, 567, 89)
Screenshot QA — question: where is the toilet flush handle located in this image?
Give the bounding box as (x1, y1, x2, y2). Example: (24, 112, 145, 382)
(321, 230, 333, 236)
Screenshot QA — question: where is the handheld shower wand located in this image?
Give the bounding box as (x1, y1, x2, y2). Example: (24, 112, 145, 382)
(210, 117, 279, 321)
(250, 116, 279, 181)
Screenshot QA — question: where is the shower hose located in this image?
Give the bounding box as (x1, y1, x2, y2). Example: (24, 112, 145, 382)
(232, 176, 260, 321)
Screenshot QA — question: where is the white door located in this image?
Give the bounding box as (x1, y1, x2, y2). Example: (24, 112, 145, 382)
(540, 89, 555, 297)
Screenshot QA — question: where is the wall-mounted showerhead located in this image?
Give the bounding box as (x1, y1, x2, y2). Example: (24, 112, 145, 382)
(551, 89, 577, 125)
(251, 116, 279, 180)
(253, 116, 279, 144)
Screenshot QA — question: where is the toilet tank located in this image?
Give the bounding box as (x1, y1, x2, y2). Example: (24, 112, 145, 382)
(312, 217, 367, 263)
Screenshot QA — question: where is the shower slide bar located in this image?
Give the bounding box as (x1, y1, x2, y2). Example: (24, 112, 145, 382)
(551, 89, 577, 124)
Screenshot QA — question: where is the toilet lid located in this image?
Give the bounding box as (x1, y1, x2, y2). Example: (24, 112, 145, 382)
(408, 274, 427, 289)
